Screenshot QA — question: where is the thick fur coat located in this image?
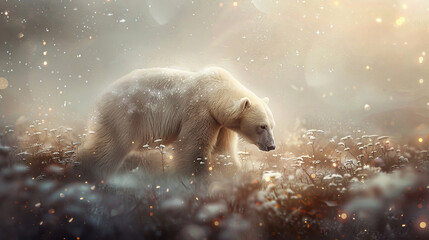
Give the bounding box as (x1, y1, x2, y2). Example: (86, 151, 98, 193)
(79, 67, 275, 180)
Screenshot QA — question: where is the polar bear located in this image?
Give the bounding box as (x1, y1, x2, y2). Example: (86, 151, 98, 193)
(79, 67, 275, 180)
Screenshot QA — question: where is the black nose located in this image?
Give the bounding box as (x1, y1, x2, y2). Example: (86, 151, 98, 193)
(267, 145, 276, 151)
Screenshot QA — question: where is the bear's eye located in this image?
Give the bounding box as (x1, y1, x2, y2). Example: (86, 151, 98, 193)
(260, 125, 267, 130)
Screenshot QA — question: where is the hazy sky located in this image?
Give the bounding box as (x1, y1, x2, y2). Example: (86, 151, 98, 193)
(0, 0, 428, 139)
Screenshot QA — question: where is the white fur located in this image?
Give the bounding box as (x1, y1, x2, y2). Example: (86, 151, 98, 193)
(79, 67, 275, 180)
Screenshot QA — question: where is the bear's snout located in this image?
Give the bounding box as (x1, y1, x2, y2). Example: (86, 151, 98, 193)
(258, 131, 276, 152)
(267, 145, 276, 151)
(258, 143, 275, 151)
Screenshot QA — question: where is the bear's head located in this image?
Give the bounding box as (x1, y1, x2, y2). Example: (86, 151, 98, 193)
(226, 96, 276, 151)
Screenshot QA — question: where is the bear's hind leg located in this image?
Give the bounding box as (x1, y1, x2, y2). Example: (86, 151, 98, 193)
(80, 130, 130, 181)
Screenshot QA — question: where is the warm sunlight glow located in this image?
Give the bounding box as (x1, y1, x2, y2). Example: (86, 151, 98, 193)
(1, 2, 429, 239)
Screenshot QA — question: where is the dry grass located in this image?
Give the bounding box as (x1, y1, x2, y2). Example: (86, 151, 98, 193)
(0, 122, 428, 239)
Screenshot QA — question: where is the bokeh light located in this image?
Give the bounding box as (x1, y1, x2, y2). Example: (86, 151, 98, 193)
(0, 78, 8, 90)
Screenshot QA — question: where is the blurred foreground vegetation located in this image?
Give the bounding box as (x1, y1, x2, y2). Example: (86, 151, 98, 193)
(0, 121, 428, 240)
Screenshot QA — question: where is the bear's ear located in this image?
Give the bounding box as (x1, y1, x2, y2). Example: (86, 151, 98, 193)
(238, 97, 251, 112)
(228, 97, 251, 120)
(262, 97, 269, 104)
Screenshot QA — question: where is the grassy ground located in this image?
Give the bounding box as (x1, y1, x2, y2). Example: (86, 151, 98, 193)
(0, 122, 428, 240)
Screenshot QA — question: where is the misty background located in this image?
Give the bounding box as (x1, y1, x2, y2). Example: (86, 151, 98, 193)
(0, 0, 428, 144)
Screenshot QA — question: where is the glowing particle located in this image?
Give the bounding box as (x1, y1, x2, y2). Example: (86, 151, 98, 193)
(48, 107, 53, 112)
(322, 93, 326, 98)
(334, 1, 339, 6)
(419, 56, 424, 64)
(419, 78, 424, 84)
(419, 138, 423, 143)
(365, 65, 371, 70)
(364, 104, 371, 111)
(48, 209, 55, 214)
(214, 220, 219, 226)
(34, 202, 41, 208)
(42, 41, 46, 46)
(310, 173, 316, 179)
(209, 166, 213, 171)
(43, 61, 47, 66)
(43, 51, 47, 56)
(156, 185, 160, 189)
(18, 32, 24, 38)
(396, 17, 406, 26)
(420, 221, 427, 229)
(4, 11, 8, 16)
(89, 35, 92, 40)
(375, 18, 382, 23)
(219, 2, 223, 7)
(341, 213, 347, 220)
(169, 155, 173, 160)
(332, 162, 337, 167)
(259, 222, 263, 227)
(265, 176, 270, 182)
(402, 4, 408, 10)
(0, 77, 9, 89)
(79, 197, 84, 200)
(329, 92, 333, 96)
(233, 1, 238, 7)
(68, 217, 74, 223)
(402, 224, 406, 227)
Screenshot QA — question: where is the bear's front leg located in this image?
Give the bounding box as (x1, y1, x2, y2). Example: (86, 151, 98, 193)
(212, 128, 239, 164)
(212, 127, 240, 175)
(170, 119, 221, 178)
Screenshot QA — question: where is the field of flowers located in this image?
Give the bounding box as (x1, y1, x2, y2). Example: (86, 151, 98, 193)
(0, 121, 428, 240)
